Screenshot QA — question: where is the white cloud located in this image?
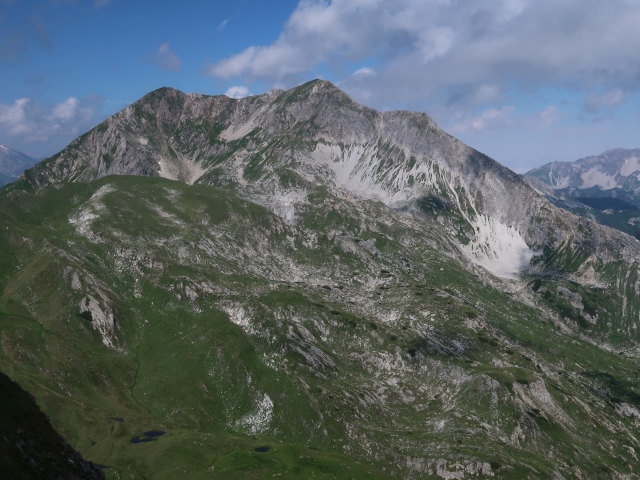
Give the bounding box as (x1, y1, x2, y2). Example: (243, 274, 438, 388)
(352, 67, 375, 77)
(450, 105, 558, 134)
(0, 96, 101, 144)
(224, 86, 250, 99)
(469, 85, 502, 106)
(0, 98, 30, 136)
(51, 97, 79, 121)
(532, 106, 559, 128)
(151, 42, 181, 72)
(218, 18, 229, 31)
(202, 0, 640, 171)
(206, 0, 640, 114)
(416, 26, 455, 61)
(451, 106, 515, 134)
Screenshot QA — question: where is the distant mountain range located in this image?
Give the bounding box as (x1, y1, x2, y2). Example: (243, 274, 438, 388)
(524, 148, 640, 237)
(0, 144, 37, 186)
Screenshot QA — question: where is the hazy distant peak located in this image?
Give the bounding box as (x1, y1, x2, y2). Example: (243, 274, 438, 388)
(525, 147, 640, 191)
(0, 144, 36, 186)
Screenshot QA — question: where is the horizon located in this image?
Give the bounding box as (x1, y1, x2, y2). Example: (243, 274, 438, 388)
(2, 1, 640, 171)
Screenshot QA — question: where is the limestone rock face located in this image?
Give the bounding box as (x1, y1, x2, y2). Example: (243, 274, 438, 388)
(16, 80, 640, 277)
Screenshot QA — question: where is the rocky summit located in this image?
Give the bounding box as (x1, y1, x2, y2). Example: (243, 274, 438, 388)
(1, 80, 640, 479)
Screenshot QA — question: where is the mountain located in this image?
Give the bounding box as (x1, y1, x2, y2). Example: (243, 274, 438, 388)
(2, 80, 640, 479)
(0, 370, 105, 480)
(524, 148, 640, 237)
(0, 144, 36, 186)
(15, 81, 639, 277)
(525, 148, 640, 193)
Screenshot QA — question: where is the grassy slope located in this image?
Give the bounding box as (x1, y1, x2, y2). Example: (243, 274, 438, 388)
(0, 176, 639, 479)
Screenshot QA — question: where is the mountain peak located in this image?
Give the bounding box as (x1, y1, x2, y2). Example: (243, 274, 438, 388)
(144, 86, 186, 97)
(285, 78, 354, 104)
(304, 78, 339, 89)
(136, 86, 189, 107)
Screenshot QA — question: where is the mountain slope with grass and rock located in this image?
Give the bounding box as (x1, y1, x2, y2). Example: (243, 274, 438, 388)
(2, 80, 640, 479)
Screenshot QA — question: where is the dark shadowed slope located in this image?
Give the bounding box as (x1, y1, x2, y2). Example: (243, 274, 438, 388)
(0, 371, 105, 480)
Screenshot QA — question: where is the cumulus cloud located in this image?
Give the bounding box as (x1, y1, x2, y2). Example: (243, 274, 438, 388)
(450, 105, 558, 134)
(151, 42, 181, 72)
(451, 106, 516, 134)
(0, 95, 102, 146)
(224, 85, 250, 99)
(206, 0, 640, 113)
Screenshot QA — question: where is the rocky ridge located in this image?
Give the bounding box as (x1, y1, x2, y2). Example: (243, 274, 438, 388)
(17, 81, 640, 277)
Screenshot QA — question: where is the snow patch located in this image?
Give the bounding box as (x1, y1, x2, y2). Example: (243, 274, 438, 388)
(137, 137, 148, 146)
(462, 215, 534, 279)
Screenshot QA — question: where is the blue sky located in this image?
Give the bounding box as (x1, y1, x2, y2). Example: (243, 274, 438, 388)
(1, 0, 640, 172)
